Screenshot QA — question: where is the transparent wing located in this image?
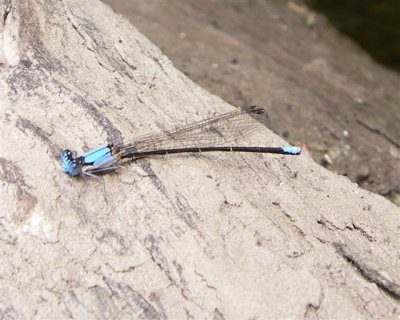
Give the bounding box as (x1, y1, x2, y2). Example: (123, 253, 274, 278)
(116, 106, 270, 157)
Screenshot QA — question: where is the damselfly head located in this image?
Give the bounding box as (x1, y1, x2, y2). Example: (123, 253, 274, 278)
(60, 150, 83, 176)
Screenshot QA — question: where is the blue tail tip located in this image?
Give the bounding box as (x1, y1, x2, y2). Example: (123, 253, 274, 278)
(282, 145, 301, 155)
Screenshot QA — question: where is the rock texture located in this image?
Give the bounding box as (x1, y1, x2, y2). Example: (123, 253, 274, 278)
(0, 0, 399, 319)
(102, 0, 400, 205)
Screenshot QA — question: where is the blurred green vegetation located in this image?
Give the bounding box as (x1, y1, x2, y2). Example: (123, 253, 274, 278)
(306, 0, 400, 71)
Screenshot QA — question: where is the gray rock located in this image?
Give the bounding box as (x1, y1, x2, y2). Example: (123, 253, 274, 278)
(0, 0, 399, 318)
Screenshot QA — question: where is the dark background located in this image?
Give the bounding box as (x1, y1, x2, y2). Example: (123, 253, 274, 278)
(307, 0, 400, 71)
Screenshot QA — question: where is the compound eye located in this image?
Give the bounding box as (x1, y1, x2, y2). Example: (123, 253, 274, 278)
(62, 150, 73, 160)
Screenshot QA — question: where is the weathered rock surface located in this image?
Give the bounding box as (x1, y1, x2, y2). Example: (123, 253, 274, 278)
(103, 0, 400, 205)
(0, 0, 399, 318)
